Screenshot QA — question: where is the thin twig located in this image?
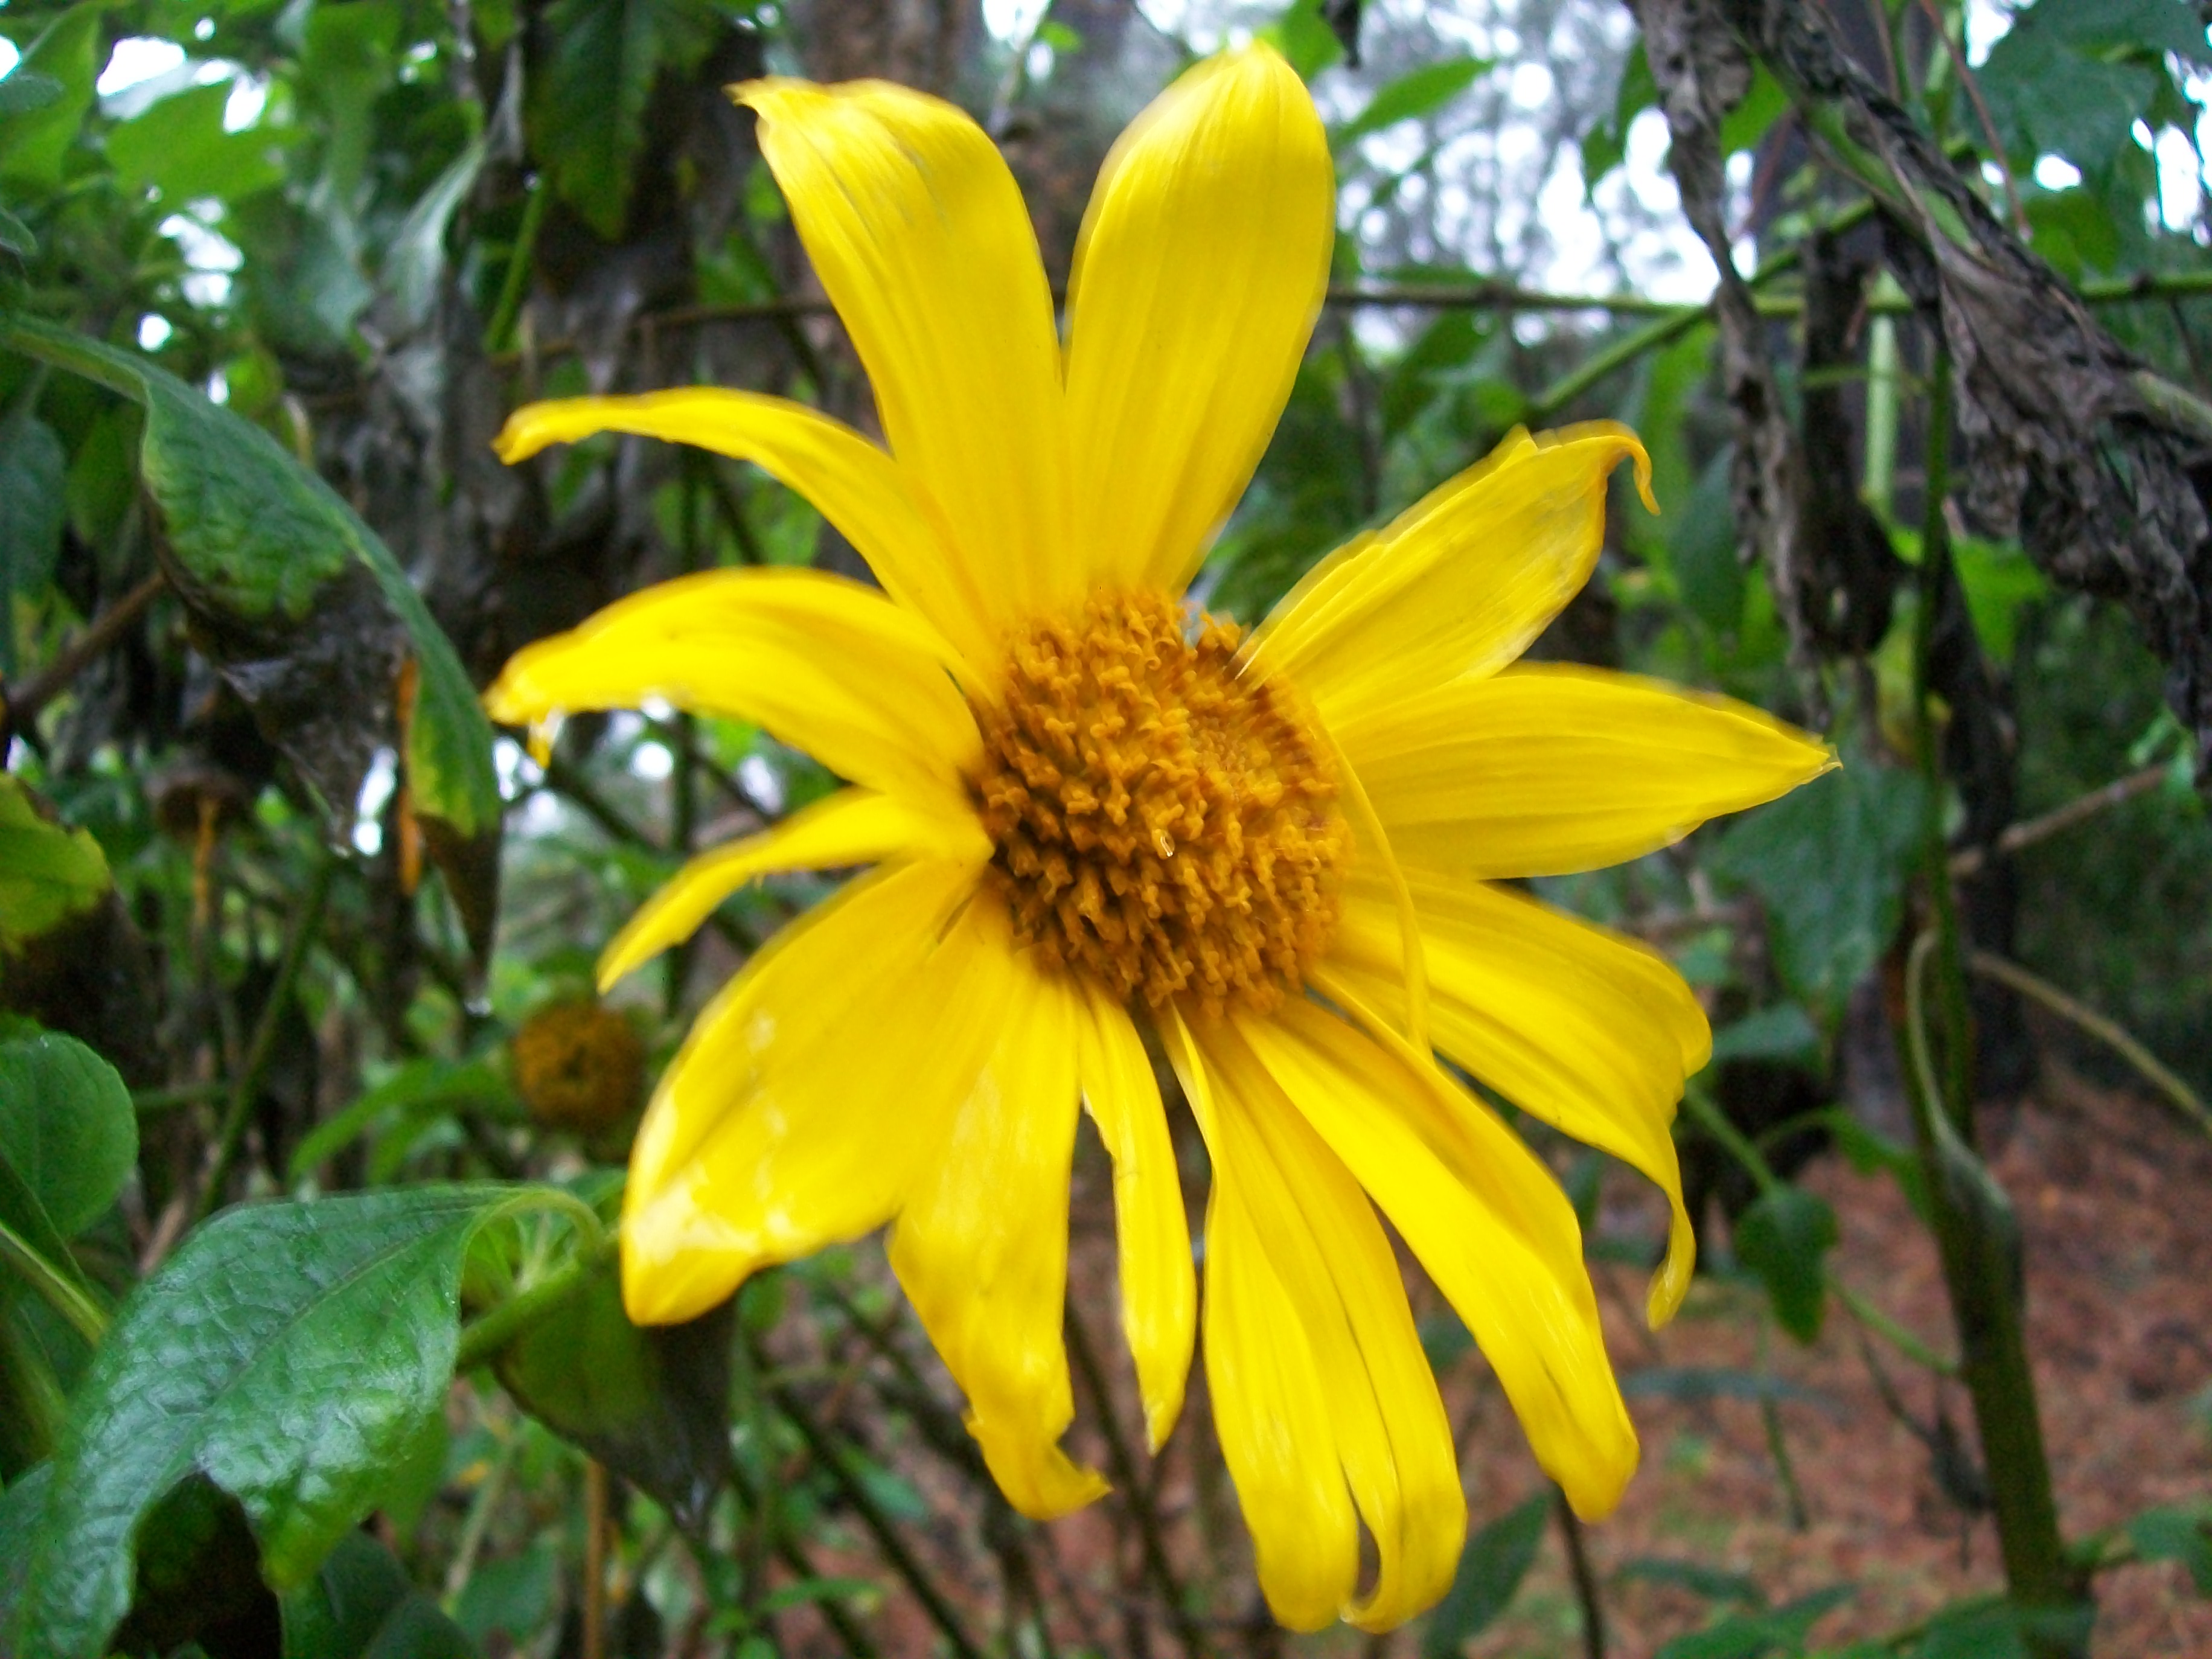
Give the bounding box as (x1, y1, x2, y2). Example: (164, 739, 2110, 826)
(1948, 763, 2172, 876)
(1914, 0, 2027, 237)
(1064, 1304, 1212, 1659)
(193, 849, 336, 1223)
(484, 262, 2212, 374)
(1967, 950, 2212, 1140)
(584, 1460, 609, 1659)
(772, 1377, 988, 1659)
(0, 569, 166, 745)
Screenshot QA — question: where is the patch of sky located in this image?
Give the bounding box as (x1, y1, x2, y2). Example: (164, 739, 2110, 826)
(0, 40, 18, 78)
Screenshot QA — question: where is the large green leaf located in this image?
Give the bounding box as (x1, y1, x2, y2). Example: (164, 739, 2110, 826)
(494, 1256, 732, 1532)
(1420, 1491, 1549, 1657)
(11, 1186, 528, 1659)
(1707, 760, 1928, 1009)
(106, 82, 288, 205)
(0, 1028, 134, 1238)
(1730, 1185, 1838, 1344)
(0, 317, 502, 956)
(527, 0, 718, 238)
(0, 777, 109, 961)
(0, 7, 101, 190)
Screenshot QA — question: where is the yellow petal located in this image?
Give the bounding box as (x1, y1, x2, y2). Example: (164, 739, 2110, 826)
(621, 858, 1005, 1325)
(1165, 1009, 1465, 1632)
(483, 567, 979, 816)
(1337, 664, 1836, 879)
(493, 389, 992, 671)
(1076, 993, 1194, 1452)
(597, 788, 989, 991)
(890, 925, 1108, 1520)
(1245, 424, 1653, 728)
(737, 78, 1071, 634)
(1063, 43, 1334, 593)
(1238, 993, 1640, 1520)
(1328, 871, 1706, 1326)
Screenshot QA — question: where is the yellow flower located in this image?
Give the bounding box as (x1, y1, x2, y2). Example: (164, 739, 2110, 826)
(485, 44, 1831, 1632)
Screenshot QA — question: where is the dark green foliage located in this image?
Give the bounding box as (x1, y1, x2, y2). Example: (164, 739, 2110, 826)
(1419, 1491, 1550, 1657)
(13, 1188, 517, 1659)
(1709, 761, 1929, 1015)
(1730, 1185, 1837, 1343)
(494, 1259, 733, 1533)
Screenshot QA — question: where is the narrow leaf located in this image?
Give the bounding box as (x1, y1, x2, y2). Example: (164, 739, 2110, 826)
(1420, 1491, 1549, 1657)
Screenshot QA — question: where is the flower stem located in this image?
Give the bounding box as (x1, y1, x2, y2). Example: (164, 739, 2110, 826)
(1903, 347, 2085, 1655)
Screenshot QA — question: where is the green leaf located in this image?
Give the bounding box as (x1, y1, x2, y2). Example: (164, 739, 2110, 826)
(1709, 1003, 1820, 1067)
(494, 1256, 734, 1532)
(0, 316, 502, 957)
(1978, 0, 2205, 176)
(0, 1463, 56, 1633)
(1654, 1584, 1852, 1658)
(528, 0, 717, 239)
(1730, 1185, 1837, 1343)
(13, 1186, 525, 1659)
(1620, 1367, 1832, 1408)
(0, 7, 101, 190)
(0, 1029, 135, 1238)
(288, 1056, 514, 1184)
(298, 0, 401, 205)
(1708, 759, 1929, 1009)
(0, 72, 63, 118)
(106, 82, 289, 205)
(1332, 56, 1492, 152)
(0, 776, 110, 960)
(283, 1532, 479, 1659)
(1952, 536, 2048, 663)
(1582, 40, 1654, 190)
(0, 409, 67, 644)
(449, 1542, 553, 1650)
(1419, 1491, 1548, 1657)
(1259, 0, 1346, 82)
(2129, 1503, 2212, 1595)
(1613, 1557, 1766, 1608)
(0, 204, 33, 257)
(383, 137, 486, 330)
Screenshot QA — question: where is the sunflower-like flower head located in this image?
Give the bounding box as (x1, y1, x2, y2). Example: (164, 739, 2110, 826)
(486, 45, 1832, 1633)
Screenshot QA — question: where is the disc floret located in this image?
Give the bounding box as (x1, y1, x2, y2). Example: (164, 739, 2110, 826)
(971, 590, 1350, 1015)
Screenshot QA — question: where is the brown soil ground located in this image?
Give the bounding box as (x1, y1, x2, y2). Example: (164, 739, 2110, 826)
(1451, 1058, 2212, 1658)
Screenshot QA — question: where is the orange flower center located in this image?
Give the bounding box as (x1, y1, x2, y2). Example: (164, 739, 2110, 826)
(970, 590, 1349, 1016)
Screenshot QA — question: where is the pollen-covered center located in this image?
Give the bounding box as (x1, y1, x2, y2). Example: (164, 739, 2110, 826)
(971, 590, 1351, 1016)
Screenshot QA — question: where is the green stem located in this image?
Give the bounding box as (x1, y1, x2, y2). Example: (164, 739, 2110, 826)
(1757, 1322, 1810, 1530)
(1678, 1080, 1782, 1195)
(194, 850, 337, 1224)
(1553, 1485, 1607, 1659)
(482, 175, 548, 356)
(452, 1232, 616, 1372)
(1834, 1280, 1960, 1378)
(0, 1214, 107, 1345)
(1902, 351, 2085, 1655)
